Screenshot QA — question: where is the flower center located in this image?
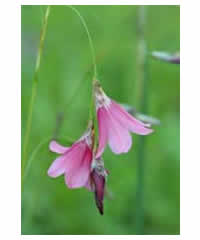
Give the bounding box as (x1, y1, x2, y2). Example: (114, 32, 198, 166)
(95, 89, 111, 109)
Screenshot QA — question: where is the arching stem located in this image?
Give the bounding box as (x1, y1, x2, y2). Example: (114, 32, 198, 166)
(67, 6, 97, 79)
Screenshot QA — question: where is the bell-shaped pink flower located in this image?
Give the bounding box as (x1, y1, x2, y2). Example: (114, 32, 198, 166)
(48, 124, 93, 189)
(94, 81, 153, 157)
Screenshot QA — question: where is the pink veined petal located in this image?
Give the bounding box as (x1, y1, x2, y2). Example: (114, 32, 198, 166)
(111, 101, 150, 127)
(63, 141, 86, 174)
(48, 141, 85, 180)
(47, 155, 66, 178)
(49, 140, 70, 154)
(96, 107, 109, 158)
(65, 146, 92, 189)
(110, 101, 153, 135)
(103, 107, 132, 154)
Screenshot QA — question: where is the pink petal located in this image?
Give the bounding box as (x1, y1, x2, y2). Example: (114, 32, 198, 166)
(103, 107, 132, 154)
(96, 108, 109, 158)
(111, 101, 149, 127)
(63, 141, 86, 173)
(47, 156, 66, 178)
(110, 101, 153, 135)
(49, 140, 69, 154)
(48, 142, 85, 179)
(65, 147, 92, 188)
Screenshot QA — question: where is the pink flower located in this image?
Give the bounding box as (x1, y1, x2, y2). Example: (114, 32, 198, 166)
(94, 81, 153, 157)
(48, 126, 108, 215)
(48, 125, 93, 189)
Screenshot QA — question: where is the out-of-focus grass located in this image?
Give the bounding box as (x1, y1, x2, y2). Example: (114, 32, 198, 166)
(21, 5, 180, 235)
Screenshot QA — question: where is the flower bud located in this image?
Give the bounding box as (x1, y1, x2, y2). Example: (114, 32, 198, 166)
(91, 157, 108, 215)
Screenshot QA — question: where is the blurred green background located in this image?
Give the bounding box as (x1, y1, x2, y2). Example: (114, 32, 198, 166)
(21, 5, 180, 235)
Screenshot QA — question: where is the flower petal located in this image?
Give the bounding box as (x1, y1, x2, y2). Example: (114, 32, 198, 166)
(96, 108, 109, 158)
(103, 107, 132, 154)
(63, 142, 86, 173)
(110, 101, 153, 135)
(47, 156, 66, 178)
(49, 140, 69, 154)
(65, 147, 92, 188)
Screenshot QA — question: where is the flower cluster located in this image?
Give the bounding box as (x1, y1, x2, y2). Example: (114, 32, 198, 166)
(48, 80, 153, 214)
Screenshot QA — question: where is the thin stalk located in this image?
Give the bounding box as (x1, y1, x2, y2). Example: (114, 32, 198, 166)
(22, 6, 50, 181)
(135, 6, 149, 234)
(66, 6, 97, 131)
(67, 5, 97, 79)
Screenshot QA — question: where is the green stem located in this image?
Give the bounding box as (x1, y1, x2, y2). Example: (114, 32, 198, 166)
(67, 6, 97, 79)
(22, 6, 50, 181)
(135, 6, 149, 234)
(66, 6, 97, 137)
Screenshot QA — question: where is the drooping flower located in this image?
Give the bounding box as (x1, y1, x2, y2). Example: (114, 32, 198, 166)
(94, 80, 153, 157)
(48, 123, 93, 189)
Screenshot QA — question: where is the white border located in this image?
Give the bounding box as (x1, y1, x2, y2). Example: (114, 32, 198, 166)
(4, 0, 196, 240)
(21, 237, 180, 240)
(181, 1, 200, 240)
(1, 0, 21, 239)
(20, 0, 181, 6)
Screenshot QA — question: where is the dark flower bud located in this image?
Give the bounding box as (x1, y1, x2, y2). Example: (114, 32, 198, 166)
(91, 157, 108, 215)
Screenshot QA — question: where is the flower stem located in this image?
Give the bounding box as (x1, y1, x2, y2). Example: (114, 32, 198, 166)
(135, 6, 149, 234)
(21, 6, 50, 183)
(66, 6, 97, 139)
(67, 6, 97, 79)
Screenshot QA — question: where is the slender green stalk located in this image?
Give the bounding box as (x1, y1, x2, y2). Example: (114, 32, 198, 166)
(135, 6, 149, 234)
(67, 6, 97, 79)
(22, 6, 51, 181)
(66, 6, 97, 130)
